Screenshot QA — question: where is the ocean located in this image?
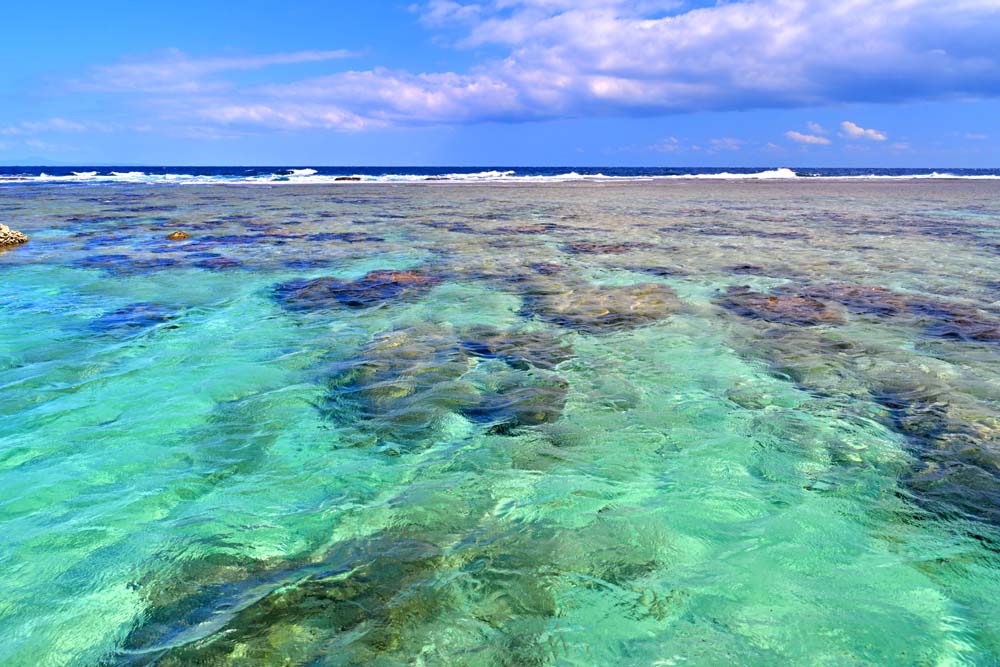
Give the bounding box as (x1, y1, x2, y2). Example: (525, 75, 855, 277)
(2, 174, 1000, 665)
(2, 165, 1000, 184)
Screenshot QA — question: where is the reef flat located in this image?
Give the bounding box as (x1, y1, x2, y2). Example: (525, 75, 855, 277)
(2, 180, 1000, 666)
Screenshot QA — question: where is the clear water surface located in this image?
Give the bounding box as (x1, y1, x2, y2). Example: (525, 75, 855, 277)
(2, 179, 1000, 666)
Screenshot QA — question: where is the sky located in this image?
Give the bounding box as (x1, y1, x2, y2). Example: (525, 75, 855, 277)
(2, 0, 999, 166)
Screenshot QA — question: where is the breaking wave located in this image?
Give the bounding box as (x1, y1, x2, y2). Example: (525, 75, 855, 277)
(2, 166, 999, 185)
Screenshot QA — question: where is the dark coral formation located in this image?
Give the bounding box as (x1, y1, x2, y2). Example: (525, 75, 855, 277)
(462, 371, 570, 433)
(460, 326, 574, 370)
(89, 302, 177, 334)
(325, 326, 573, 446)
(799, 283, 909, 317)
(74, 254, 180, 275)
(524, 280, 681, 334)
(562, 241, 645, 255)
(784, 282, 1000, 341)
(324, 327, 476, 446)
(718, 286, 846, 326)
(116, 536, 448, 667)
(193, 256, 243, 271)
(273, 269, 442, 311)
(872, 382, 1000, 525)
(908, 300, 1000, 342)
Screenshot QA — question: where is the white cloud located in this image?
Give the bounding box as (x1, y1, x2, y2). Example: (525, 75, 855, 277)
(840, 121, 887, 141)
(709, 137, 745, 151)
(786, 130, 831, 145)
(0, 118, 102, 136)
(649, 136, 684, 152)
(68, 1, 1000, 132)
(966, 132, 988, 140)
(806, 121, 825, 134)
(198, 103, 384, 131)
(81, 48, 358, 94)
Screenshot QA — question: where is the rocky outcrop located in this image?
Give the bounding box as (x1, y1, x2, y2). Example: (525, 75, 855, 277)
(718, 286, 845, 326)
(324, 325, 573, 447)
(524, 280, 682, 334)
(0, 223, 28, 247)
(799, 283, 908, 317)
(274, 269, 442, 311)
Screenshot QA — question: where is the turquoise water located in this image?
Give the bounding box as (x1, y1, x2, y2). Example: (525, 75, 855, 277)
(1, 181, 1000, 666)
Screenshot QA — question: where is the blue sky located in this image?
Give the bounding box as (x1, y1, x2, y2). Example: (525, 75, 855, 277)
(2, 0, 999, 166)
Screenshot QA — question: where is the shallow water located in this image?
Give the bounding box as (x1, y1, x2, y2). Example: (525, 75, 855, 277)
(2, 181, 1000, 666)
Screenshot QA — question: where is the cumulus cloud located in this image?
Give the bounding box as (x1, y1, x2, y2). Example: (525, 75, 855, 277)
(806, 122, 825, 134)
(786, 130, 831, 145)
(840, 121, 887, 141)
(72, 0, 1000, 132)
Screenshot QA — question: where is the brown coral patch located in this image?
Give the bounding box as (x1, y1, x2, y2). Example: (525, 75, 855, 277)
(273, 269, 442, 311)
(526, 281, 681, 334)
(800, 283, 908, 317)
(718, 286, 845, 326)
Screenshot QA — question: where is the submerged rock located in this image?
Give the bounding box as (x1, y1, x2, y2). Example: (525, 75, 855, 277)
(325, 325, 573, 446)
(273, 269, 442, 311)
(780, 282, 1000, 342)
(908, 300, 1000, 342)
(165, 230, 191, 241)
(324, 327, 477, 447)
(871, 381, 1000, 525)
(800, 283, 908, 317)
(525, 280, 681, 334)
(460, 326, 574, 370)
(193, 256, 243, 271)
(89, 302, 177, 334)
(0, 223, 28, 247)
(74, 254, 180, 275)
(462, 370, 569, 434)
(563, 241, 644, 255)
(117, 535, 447, 667)
(718, 286, 845, 326)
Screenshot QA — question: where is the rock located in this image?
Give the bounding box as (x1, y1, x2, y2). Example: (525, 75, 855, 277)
(324, 327, 478, 447)
(73, 254, 179, 274)
(90, 302, 176, 334)
(165, 230, 191, 241)
(325, 325, 573, 446)
(529, 261, 567, 275)
(0, 223, 28, 247)
(460, 326, 575, 370)
(871, 381, 1000, 525)
(718, 286, 845, 326)
(800, 283, 908, 316)
(563, 241, 643, 255)
(273, 269, 442, 311)
(907, 299, 1000, 342)
(493, 223, 556, 235)
(462, 371, 570, 433)
(193, 256, 242, 271)
(525, 281, 682, 334)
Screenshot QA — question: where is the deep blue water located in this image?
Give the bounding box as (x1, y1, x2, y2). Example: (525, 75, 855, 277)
(1, 165, 999, 184)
